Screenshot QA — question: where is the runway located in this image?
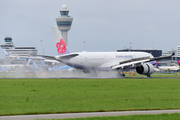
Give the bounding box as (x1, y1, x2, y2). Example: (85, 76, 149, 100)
(1, 76, 180, 79)
(1, 110, 180, 120)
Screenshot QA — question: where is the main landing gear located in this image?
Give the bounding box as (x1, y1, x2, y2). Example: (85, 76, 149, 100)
(147, 74, 151, 78)
(118, 68, 125, 78)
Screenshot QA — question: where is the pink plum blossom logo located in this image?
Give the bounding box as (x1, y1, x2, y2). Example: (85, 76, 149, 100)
(56, 38, 66, 53)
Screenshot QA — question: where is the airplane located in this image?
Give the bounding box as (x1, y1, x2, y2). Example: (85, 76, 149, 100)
(32, 26, 175, 78)
(155, 60, 180, 72)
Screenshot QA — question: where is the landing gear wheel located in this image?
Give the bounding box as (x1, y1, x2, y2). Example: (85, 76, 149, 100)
(118, 73, 125, 78)
(122, 74, 125, 77)
(147, 74, 151, 78)
(118, 69, 125, 78)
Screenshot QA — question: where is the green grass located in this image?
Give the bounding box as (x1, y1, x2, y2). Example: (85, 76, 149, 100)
(39, 113, 180, 120)
(1, 78, 180, 116)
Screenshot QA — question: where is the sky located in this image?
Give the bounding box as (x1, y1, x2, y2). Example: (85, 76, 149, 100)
(0, 0, 180, 58)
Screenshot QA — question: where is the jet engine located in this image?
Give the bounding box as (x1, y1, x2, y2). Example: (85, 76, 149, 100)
(136, 63, 154, 77)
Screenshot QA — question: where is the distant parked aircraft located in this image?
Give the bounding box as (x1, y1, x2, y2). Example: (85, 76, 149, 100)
(155, 61, 180, 72)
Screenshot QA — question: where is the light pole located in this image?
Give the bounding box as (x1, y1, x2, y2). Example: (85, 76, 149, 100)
(83, 41, 86, 51)
(129, 42, 131, 49)
(40, 40, 43, 54)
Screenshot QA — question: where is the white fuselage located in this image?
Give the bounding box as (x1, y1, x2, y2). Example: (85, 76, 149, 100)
(56, 52, 154, 69)
(158, 66, 180, 71)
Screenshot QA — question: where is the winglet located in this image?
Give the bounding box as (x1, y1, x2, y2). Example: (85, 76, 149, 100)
(33, 61, 38, 67)
(3, 50, 10, 56)
(172, 49, 175, 56)
(26, 58, 31, 66)
(177, 60, 180, 66)
(3, 50, 20, 59)
(40, 60, 46, 67)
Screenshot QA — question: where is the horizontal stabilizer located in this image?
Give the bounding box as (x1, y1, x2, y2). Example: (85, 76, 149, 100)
(31, 54, 56, 60)
(56, 53, 79, 59)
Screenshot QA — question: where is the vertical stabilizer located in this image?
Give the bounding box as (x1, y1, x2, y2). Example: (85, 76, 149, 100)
(3, 50, 20, 59)
(51, 26, 62, 44)
(156, 61, 159, 67)
(177, 60, 180, 66)
(150, 61, 156, 66)
(26, 58, 31, 66)
(51, 26, 70, 55)
(33, 61, 38, 68)
(41, 60, 46, 67)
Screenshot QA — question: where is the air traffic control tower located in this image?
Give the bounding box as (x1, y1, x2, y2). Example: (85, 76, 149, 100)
(56, 5, 73, 45)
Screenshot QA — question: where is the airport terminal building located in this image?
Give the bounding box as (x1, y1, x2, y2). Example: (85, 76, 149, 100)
(0, 37, 38, 65)
(117, 49, 162, 57)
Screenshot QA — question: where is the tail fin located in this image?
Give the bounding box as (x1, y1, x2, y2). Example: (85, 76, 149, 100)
(3, 50, 10, 56)
(150, 61, 157, 66)
(33, 61, 38, 68)
(3, 50, 20, 59)
(156, 61, 159, 67)
(26, 58, 31, 66)
(177, 60, 180, 66)
(40, 60, 46, 67)
(51, 26, 70, 55)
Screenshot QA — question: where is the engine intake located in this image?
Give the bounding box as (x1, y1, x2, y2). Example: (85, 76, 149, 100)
(136, 63, 154, 76)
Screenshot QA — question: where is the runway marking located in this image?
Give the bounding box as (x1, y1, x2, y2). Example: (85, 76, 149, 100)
(1, 110, 180, 120)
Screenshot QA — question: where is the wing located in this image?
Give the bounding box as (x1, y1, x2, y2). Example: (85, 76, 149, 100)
(111, 56, 151, 69)
(31, 54, 56, 60)
(32, 53, 79, 60)
(111, 51, 175, 69)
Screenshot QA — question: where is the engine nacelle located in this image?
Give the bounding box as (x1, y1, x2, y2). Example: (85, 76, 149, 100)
(136, 63, 154, 76)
